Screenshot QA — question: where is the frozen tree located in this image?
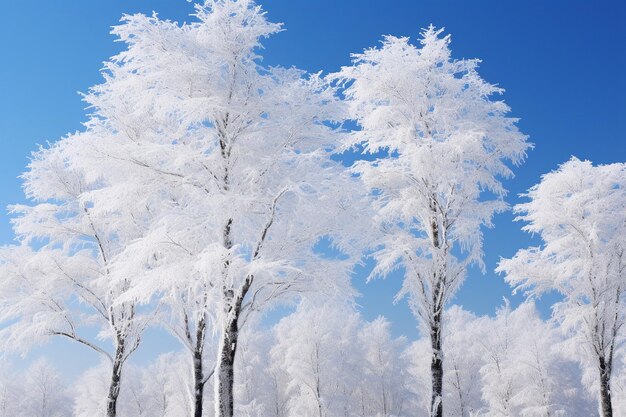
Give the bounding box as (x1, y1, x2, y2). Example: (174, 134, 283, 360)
(74, 357, 192, 417)
(140, 352, 198, 417)
(153, 288, 218, 417)
(0, 142, 152, 417)
(123, 365, 160, 417)
(404, 337, 434, 414)
(73, 364, 110, 417)
(498, 158, 626, 417)
(122, 355, 196, 417)
(478, 302, 560, 417)
(333, 25, 530, 417)
(358, 317, 413, 417)
(0, 361, 20, 417)
(264, 352, 292, 417)
(0, 359, 71, 417)
(270, 303, 364, 417)
(612, 353, 626, 416)
(22, 359, 71, 417)
(476, 300, 598, 417)
(443, 307, 487, 417)
(267, 304, 420, 417)
(41, 2, 365, 417)
(507, 303, 564, 417)
(113, 352, 197, 417)
(234, 320, 279, 417)
(480, 302, 525, 417)
(402, 302, 595, 417)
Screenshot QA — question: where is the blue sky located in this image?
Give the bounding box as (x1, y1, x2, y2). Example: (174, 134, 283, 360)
(1, 0, 624, 377)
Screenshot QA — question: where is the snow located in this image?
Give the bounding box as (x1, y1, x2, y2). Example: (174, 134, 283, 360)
(0, 1, 622, 416)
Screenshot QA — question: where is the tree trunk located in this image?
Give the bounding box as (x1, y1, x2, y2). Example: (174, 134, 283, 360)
(428, 209, 444, 417)
(106, 342, 125, 417)
(193, 349, 205, 417)
(214, 309, 239, 417)
(191, 314, 208, 417)
(214, 275, 253, 417)
(453, 364, 466, 417)
(430, 302, 443, 417)
(598, 356, 613, 417)
(430, 284, 443, 417)
(316, 375, 323, 417)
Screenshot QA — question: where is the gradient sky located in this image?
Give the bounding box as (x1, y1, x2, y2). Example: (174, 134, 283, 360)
(0, 0, 624, 380)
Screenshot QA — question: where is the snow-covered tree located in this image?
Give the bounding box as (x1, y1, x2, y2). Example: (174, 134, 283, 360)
(264, 350, 292, 417)
(0, 359, 71, 417)
(0, 142, 152, 417)
(270, 303, 364, 417)
(22, 359, 71, 417)
(358, 317, 413, 417)
(404, 337, 434, 414)
(119, 353, 195, 417)
(41, 2, 364, 416)
(0, 361, 20, 417)
(612, 353, 626, 416)
(442, 306, 486, 417)
(478, 302, 548, 417)
(234, 319, 274, 417)
(141, 352, 198, 417)
(498, 158, 626, 417)
(73, 363, 114, 417)
(269, 303, 419, 417)
(476, 300, 598, 417)
(333, 25, 530, 417)
(509, 303, 566, 417)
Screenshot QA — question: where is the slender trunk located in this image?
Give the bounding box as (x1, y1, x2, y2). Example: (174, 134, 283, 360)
(598, 356, 613, 417)
(430, 316, 443, 417)
(215, 275, 252, 417)
(430, 283, 444, 417)
(454, 364, 466, 417)
(215, 307, 239, 417)
(381, 384, 388, 417)
(215, 214, 238, 417)
(192, 314, 207, 417)
(316, 375, 323, 417)
(193, 348, 205, 417)
(313, 342, 324, 417)
(106, 342, 125, 417)
(428, 208, 445, 417)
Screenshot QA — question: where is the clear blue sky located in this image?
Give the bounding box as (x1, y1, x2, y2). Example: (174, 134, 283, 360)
(1, 0, 624, 378)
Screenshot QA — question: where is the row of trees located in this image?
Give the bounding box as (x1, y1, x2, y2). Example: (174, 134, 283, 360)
(0, 1, 624, 417)
(4, 301, 626, 417)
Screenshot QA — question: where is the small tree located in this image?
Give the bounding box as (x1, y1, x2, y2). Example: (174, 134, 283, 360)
(333, 26, 530, 417)
(443, 306, 487, 417)
(270, 303, 364, 417)
(478, 301, 564, 417)
(359, 317, 412, 417)
(498, 158, 626, 417)
(23, 359, 71, 417)
(0, 362, 21, 417)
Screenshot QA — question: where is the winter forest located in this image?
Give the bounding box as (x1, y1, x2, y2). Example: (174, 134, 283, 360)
(0, 1, 624, 417)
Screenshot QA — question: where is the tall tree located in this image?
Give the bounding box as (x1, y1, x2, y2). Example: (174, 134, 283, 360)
(55, 2, 364, 416)
(333, 26, 530, 417)
(0, 142, 152, 417)
(498, 158, 626, 417)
